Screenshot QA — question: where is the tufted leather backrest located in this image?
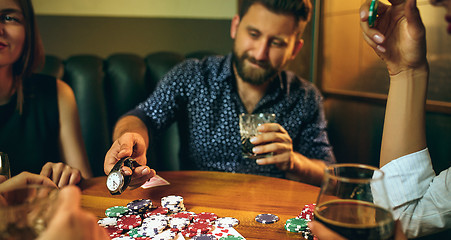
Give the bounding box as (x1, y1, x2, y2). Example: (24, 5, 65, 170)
(64, 55, 110, 176)
(39, 51, 215, 176)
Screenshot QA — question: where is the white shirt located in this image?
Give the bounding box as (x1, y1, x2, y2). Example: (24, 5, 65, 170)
(381, 148, 451, 238)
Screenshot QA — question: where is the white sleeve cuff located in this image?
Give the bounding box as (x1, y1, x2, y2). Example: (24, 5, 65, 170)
(381, 148, 435, 208)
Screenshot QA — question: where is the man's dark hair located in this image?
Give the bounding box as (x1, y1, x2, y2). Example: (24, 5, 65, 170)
(239, 0, 312, 25)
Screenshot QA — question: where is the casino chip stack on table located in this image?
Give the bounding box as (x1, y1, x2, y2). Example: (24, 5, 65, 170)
(284, 203, 317, 240)
(98, 195, 244, 240)
(97, 195, 317, 240)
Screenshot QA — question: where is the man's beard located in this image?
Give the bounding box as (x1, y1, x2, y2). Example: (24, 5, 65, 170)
(232, 49, 278, 85)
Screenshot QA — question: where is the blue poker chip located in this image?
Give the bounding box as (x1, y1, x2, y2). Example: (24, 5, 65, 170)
(192, 234, 217, 240)
(127, 199, 152, 212)
(255, 213, 279, 224)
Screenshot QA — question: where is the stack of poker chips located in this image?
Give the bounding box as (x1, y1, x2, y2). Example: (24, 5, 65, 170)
(97, 196, 241, 239)
(284, 203, 317, 239)
(161, 195, 186, 213)
(126, 199, 152, 214)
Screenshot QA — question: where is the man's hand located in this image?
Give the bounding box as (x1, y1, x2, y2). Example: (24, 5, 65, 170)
(359, 0, 427, 75)
(250, 123, 295, 171)
(37, 186, 110, 240)
(104, 132, 155, 189)
(40, 162, 82, 188)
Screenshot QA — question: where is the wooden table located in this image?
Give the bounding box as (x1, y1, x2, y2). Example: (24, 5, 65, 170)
(80, 171, 320, 240)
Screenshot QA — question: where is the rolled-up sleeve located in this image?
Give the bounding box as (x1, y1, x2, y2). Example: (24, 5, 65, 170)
(381, 148, 451, 238)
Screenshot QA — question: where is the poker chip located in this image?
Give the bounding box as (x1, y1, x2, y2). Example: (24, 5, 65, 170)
(143, 214, 170, 225)
(169, 217, 191, 230)
(127, 199, 152, 213)
(181, 228, 198, 238)
(284, 217, 308, 233)
(255, 213, 279, 224)
(188, 222, 213, 234)
(97, 217, 117, 227)
(219, 236, 244, 240)
(152, 229, 178, 240)
(117, 214, 142, 230)
(193, 212, 218, 223)
(143, 206, 169, 217)
(111, 236, 134, 240)
(171, 211, 196, 220)
(214, 217, 239, 227)
(192, 234, 217, 240)
(105, 206, 130, 217)
(104, 225, 123, 236)
(161, 195, 186, 213)
(161, 195, 184, 205)
(298, 203, 315, 221)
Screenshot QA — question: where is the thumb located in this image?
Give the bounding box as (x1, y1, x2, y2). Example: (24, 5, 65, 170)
(57, 186, 81, 211)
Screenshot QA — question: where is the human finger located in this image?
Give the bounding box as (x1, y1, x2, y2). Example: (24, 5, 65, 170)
(104, 140, 125, 175)
(44, 162, 65, 186)
(129, 166, 156, 189)
(308, 221, 347, 240)
(0, 172, 57, 193)
(360, 1, 387, 49)
(255, 151, 290, 165)
(57, 167, 72, 188)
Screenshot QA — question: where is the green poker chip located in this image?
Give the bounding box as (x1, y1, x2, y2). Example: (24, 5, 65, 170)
(105, 206, 129, 217)
(219, 236, 245, 240)
(284, 218, 308, 233)
(368, 0, 378, 28)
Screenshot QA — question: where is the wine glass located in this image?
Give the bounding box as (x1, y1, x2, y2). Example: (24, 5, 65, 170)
(0, 185, 58, 240)
(314, 163, 394, 240)
(0, 152, 11, 180)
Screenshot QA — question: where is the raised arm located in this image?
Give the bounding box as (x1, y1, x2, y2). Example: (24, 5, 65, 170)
(360, 0, 428, 166)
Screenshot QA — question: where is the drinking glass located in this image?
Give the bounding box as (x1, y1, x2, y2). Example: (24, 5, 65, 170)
(314, 164, 394, 240)
(0, 153, 11, 179)
(239, 113, 276, 159)
(0, 185, 58, 240)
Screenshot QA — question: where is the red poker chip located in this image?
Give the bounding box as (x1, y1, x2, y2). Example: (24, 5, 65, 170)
(193, 212, 218, 223)
(171, 211, 196, 220)
(117, 214, 142, 230)
(143, 206, 169, 217)
(188, 222, 213, 234)
(298, 203, 315, 220)
(181, 228, 198, 238)
(104, 225, 123, 235)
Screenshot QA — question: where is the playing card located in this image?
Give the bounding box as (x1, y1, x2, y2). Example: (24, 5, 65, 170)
(140, 174, 170, 189)
(210, 226, 246, 239)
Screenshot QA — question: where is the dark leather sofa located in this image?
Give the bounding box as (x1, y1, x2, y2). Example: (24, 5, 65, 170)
(40, 51, 215, 177)
(40, 51, 450, 183)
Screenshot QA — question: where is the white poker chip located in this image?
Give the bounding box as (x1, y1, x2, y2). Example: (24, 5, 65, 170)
(111, 236, 134, 240)
(144, 214, 170, 224)
(169, 217, 191, 229)
(161, 195, 184, 205)
(152, 229, 178, 240)
(214, 217, 239, 227)
(97, 217, 118, 227)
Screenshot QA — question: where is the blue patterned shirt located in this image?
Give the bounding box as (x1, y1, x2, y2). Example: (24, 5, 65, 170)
(129, 54, 335, 178)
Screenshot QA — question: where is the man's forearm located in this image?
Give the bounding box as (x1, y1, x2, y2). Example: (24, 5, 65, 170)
(287, 153, 326, 186)
(113, 115, 150, 147)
